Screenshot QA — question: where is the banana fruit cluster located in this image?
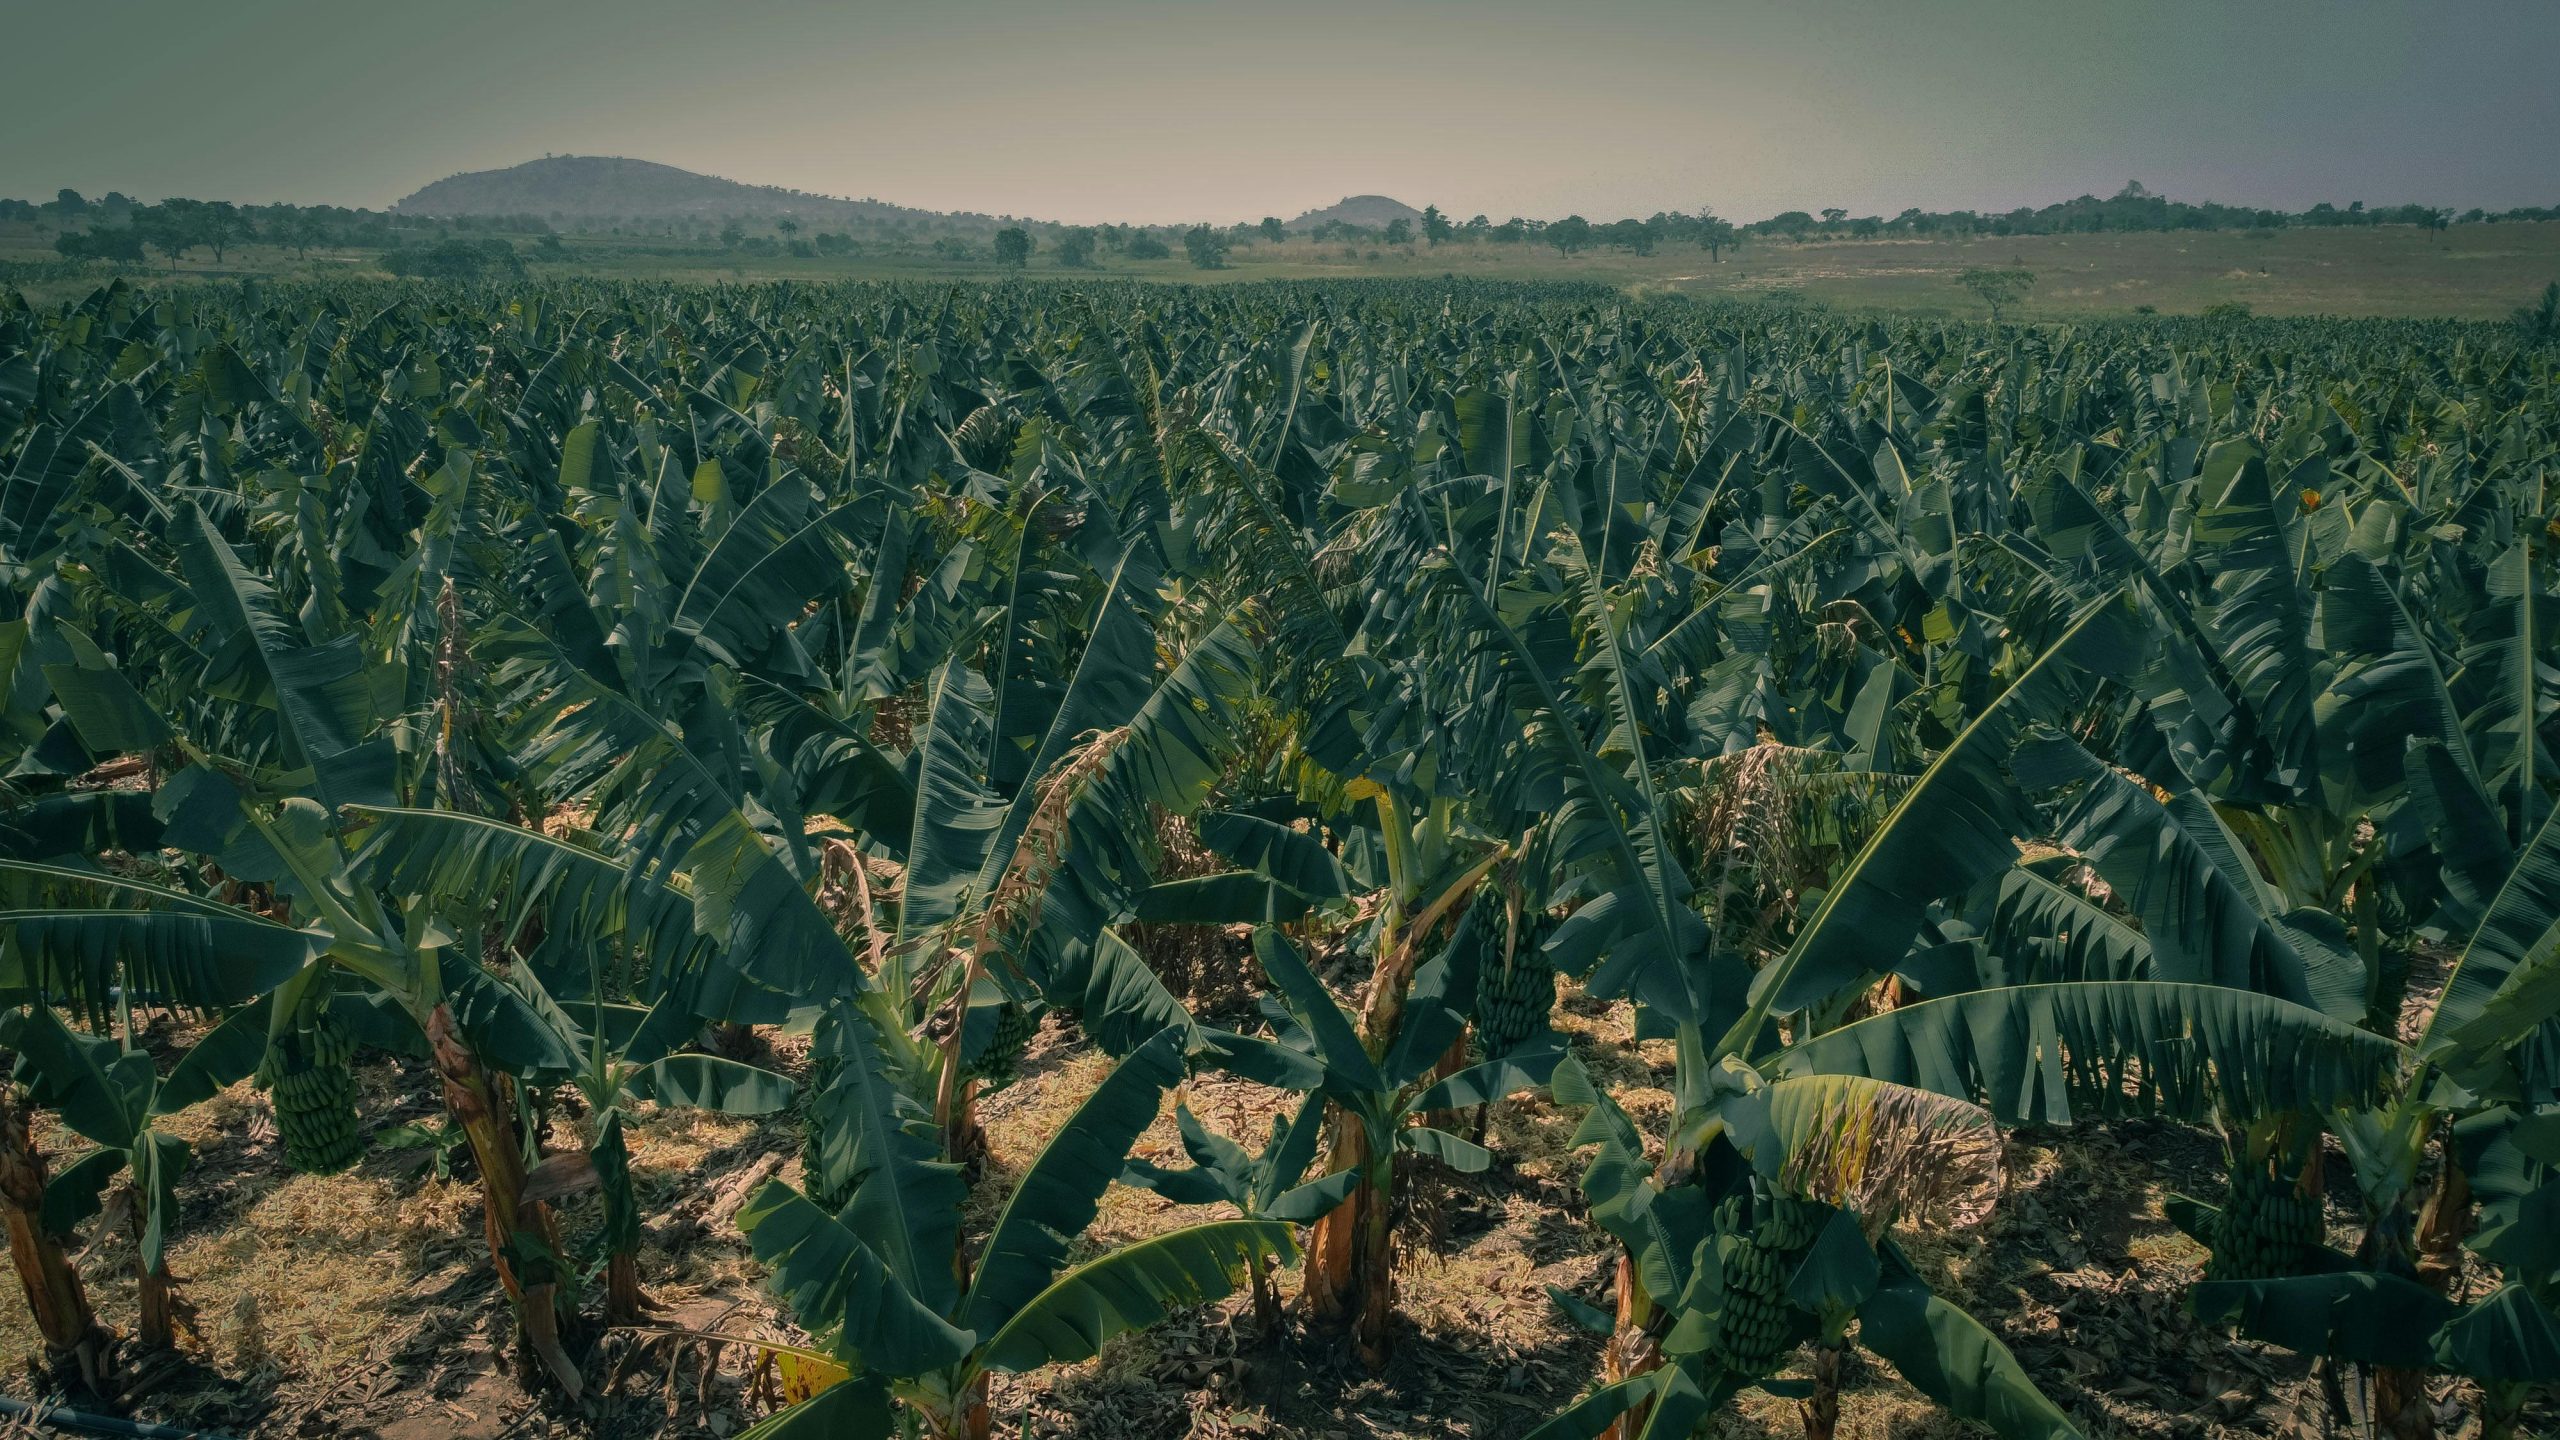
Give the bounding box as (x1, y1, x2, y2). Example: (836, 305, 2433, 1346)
(1711, 1193, 1824, 1375)
(963, 1003, 1039, 1092)
(800, 1051, 853, 1212)
(2206, 1169, 2325, 1281)
(1472, 949, 1556, 1059)
(258, 1013, 366, 1175)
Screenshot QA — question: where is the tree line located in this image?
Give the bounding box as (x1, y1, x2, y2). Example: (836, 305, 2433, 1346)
(13, 177, 2557, 277)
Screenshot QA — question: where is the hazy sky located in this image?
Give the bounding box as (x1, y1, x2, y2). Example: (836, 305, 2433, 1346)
(8, 0, 2557, 225)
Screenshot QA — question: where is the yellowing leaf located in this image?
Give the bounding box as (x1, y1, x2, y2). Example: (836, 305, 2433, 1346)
(777, 1348, 849, 1403)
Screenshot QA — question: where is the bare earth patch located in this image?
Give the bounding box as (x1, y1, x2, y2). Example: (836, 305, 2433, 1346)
(1, 986, 2389, 1438)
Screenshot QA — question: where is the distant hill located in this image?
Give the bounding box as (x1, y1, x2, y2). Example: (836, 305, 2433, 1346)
(1287, 195, 1426, 232)
(394, 155, 987, 228)
(394, 161, 1433, 239)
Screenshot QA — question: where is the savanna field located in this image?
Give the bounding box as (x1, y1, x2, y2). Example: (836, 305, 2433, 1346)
(2, 274, 2557, 1440)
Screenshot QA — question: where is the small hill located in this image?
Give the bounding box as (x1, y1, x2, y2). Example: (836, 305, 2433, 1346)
(394, 155, 978, 227)
(1287, 195, 1426, 232)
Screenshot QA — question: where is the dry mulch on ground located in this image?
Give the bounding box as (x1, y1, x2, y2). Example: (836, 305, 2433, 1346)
(0, 980, 2474, 1440)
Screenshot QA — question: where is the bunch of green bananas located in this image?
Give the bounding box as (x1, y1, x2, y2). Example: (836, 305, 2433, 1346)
(1472, 948, 1556, 1059)
(258, 1013, 365, 1175)
(963, 1003, 1039, 1092)
(800, 1051, 853, 1212)
(2205, 1168, 2325, 1281)
(1709, 1193, 1825, 1376)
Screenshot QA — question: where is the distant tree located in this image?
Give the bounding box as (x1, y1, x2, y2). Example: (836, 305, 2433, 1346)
(1383, 218, 1412, 247)
(719, 222, 745, 249)
(1696, 206, 1735, 262)
(1182, 223, 1227, 269)
(1820, 207, 1848, 230)
(1547, 214, 1592, 256)
(1126, 232, 1171, 260)
(1055, 227, 1098, 268)
(776, 217, 800, 239)
(194, 201, 249, 262)
(133, 206, 199, 271)
(1421, 205, 1452, 246)
(386, 237, 523, 281)
(54, 226, 143, 267)
(994, 226, 1034, 268)
(1259, 216, 1286, 244)
(274, 211, 326, 257)
(1958, 266, 2036, 322)
(1601, 218, 1654, 255)
(533, 233, 568, 260)
(813, 231, 852, 255)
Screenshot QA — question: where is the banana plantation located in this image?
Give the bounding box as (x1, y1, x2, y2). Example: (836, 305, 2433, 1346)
(1, 274, 2557, 1440)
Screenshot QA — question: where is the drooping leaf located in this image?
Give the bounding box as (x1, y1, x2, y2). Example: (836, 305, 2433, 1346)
(965, 1028, 1187, 1331)
(2191, 1271, 2456, 1370)
(1733, 591, 2144, 1031)
(734, 1179, 974, 1376)
(1859, 1243, 2082, 1440)
(975, 1219, 1296, 1373)
(1770, 981, 2405, 1125)
(625, 1055, 797, 1116)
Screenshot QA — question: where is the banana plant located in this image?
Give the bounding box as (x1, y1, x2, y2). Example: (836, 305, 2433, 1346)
(513, 969, 797, 1321)
(1592, 574, 2414, 1439)
(0, 1001, 271, 1352)
(2167, 793, 2560, 1439)
(0, 1077, 111, 1390)
(2027, 436, 2530, 1013)
(1120, 1092, 1360, 1340)
(2179, 1101, 2560, 1440)
(1249, 924, 1563, 1366)
(0, 801, 592, 1390)
(360, 578, 1294, 1372)
(488, 457, 1270, 1106)
(0, 779, 181, 1388)
(735, 1027, 1294, 1440)
(14, 526, 597, 1391)
(1530, 1054, 2078, 1440)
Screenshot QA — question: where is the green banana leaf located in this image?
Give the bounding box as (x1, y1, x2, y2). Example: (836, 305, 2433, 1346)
(975, 1219, 1296, 1373)
(1859, 1243, 2082, 1440)
(964, 1027, 1186, 1332)
(1770, 981, 2406, 1125)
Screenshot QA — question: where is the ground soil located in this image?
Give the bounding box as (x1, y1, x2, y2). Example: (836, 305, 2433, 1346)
(0, 970, 2499, 1440)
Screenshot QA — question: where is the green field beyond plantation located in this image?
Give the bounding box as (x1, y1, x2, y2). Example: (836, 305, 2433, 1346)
(8, 217, 2560, 318)
(3, 274, 2559, 1440)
